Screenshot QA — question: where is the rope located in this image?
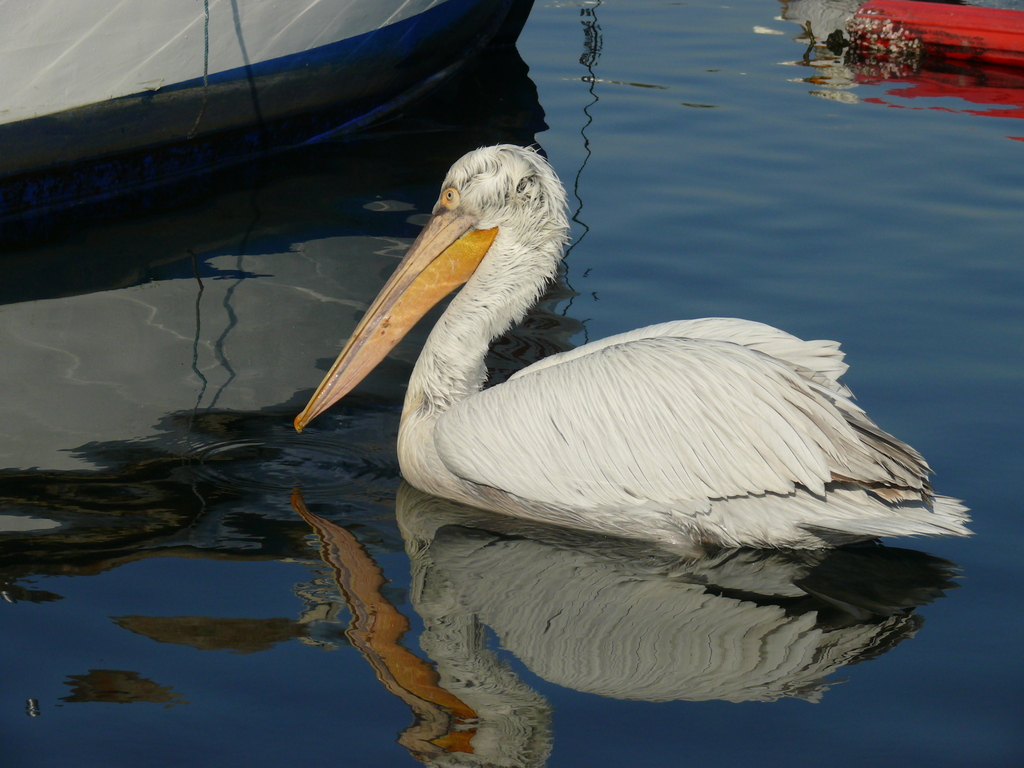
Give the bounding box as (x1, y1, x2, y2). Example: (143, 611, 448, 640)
(189, 0, 211, 138)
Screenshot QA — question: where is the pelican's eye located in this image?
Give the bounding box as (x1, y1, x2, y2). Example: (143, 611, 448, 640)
(441, 188, 460, 209)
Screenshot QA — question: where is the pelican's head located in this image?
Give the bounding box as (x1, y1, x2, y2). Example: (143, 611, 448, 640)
(294, 145, 569, 431)
(439, 144, 568, 250)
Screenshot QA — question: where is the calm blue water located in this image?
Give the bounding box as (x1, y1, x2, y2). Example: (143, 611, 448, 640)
(2, 1, 1023, 766)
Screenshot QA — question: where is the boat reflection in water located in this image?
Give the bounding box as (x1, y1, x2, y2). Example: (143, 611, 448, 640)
(780, 0, 1024, 138)
(0, 36, 560, 716)
(294, 483, 960, 767)
(0, 37, 549, 481)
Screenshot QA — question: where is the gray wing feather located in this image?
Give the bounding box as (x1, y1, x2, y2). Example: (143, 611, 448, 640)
(510, 318, 852, 395)
(435, 331, 924, 512)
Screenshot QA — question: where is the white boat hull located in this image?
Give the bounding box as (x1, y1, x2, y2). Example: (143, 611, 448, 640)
(0, 0, 530, 214)
(1, 0, 463, 126)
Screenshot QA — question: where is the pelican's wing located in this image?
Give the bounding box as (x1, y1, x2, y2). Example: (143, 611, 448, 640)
(510, 318, 852, 396)
(435, 328, 929, 513)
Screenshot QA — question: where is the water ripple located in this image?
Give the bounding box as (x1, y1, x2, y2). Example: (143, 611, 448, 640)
(188, 413, 400, 503)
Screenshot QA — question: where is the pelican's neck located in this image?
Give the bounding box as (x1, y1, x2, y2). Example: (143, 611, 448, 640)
(403, 229, 562, 420)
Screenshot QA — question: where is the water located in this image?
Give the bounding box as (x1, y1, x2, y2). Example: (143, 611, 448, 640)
(3, 1, 1023, 765)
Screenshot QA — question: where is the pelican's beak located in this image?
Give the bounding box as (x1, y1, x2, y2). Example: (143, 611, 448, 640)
(294, 209, 497, 431)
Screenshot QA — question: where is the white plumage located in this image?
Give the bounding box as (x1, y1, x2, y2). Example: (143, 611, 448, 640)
(296, 144, 971, 549)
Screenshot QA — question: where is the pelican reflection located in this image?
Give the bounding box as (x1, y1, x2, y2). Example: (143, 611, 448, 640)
(397, 484, 958, 706)
(294, 485, 960, 766)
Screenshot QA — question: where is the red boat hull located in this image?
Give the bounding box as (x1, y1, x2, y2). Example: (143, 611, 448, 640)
(853, 0, 1024, 67)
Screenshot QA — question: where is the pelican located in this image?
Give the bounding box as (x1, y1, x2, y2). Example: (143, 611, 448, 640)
(295, 144, 971, 550)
